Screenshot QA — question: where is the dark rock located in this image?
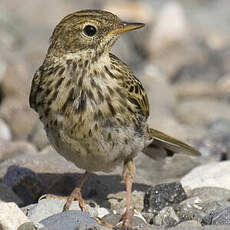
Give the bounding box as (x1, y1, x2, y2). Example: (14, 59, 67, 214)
(143, 182, 187, 213)
(202, 201, 230, 225)
(39, 210, 100, 230)
(2, 165, 43, 205)
(211, 207, 230, 225)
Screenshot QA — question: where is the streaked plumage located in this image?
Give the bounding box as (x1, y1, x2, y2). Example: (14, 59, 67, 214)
(30, 10, 200, 226)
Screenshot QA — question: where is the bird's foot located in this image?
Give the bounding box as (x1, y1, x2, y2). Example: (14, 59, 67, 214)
(63, 187, 87, 212)
(39, 187, 87, 212)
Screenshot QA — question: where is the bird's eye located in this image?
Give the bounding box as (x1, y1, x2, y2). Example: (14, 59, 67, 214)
(83, 25, 97, 37)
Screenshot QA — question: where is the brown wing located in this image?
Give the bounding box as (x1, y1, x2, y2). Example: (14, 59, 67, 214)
(110, 53, 149, 120)
(143, 128, 201, 159)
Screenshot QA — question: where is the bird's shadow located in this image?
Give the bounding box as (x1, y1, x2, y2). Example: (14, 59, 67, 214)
(2, 165, 151, 208)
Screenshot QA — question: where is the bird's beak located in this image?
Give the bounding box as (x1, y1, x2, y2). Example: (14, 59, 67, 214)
(107, 22, 145, 36)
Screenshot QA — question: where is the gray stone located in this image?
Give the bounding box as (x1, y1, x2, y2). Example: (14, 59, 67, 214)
(39, 210, 100, 230)
(181, 161, 230, 191)
(154, 206, 180, 227)
(143, 182, 187, 213)
(190, 187, 230, 203)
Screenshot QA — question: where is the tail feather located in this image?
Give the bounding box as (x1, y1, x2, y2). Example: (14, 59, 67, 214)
(143, 128, 201, 159)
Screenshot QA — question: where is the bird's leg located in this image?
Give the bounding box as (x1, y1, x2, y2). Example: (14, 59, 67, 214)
(63, 170, 88, 212)
(120, 158, 136, 227)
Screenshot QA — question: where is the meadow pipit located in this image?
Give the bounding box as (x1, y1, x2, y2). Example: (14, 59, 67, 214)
(30, 10, 200, 227)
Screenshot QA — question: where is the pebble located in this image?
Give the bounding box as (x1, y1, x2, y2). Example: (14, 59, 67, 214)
(107, 190, 144, 213)
(18, 222, 47, 230)
(0, 202, 30, 230)
(154, 206, 180, 227)
(181, 161, 230, 191)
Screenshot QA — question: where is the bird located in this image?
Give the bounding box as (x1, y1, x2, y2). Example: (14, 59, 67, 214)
(29, 9, 200, 227)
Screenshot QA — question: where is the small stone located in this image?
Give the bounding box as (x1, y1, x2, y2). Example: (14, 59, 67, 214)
(102, 213, 147, 229)
(107, 190, 144, 213)
(18, 222, 48, 230)
(143, 182, 187, 213)
(28, 120, 49, 150)
(39, 210, 99, 230)
(154, 207, 180, 227)
(175, 197, 206, 223)
(181, 161, 230, 191)
(0, 202, 30, 230)
(0, 140, 37, 162)
(0, 182, 23, 206)
(2, 165, 43, 206)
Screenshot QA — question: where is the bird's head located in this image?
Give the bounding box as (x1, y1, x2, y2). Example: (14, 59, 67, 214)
(48, 10, 145, 57)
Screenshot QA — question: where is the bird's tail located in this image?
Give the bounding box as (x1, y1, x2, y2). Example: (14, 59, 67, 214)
(143, 128, 201, 159)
